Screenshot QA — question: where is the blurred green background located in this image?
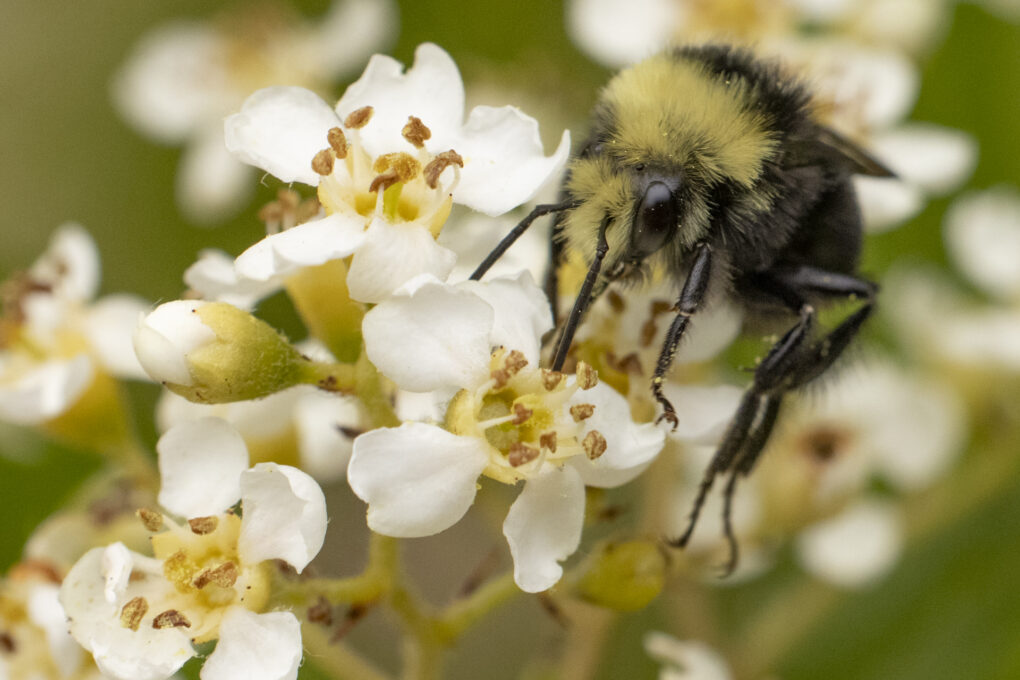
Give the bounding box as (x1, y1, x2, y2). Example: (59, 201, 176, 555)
(1, 1, 1018, 679)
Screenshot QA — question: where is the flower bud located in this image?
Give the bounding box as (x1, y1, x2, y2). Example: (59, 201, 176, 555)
(575, 540, 666, 611)
(134, 300, 309, 403)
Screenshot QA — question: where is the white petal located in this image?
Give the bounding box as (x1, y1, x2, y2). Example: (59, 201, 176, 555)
(567, 0, 679, 68)
(200, 609, 301, 680)
(60, 547, 193, 680)
(111, 22, 229, 143)
(944, 186, 1020, 300)
(348, 423, 489, 537)
(31, 223, 101, 303)
(336, 43, 465, 158)
(157, 417, 249, 517)
(184, 250, 282, 310)
(27, 583, 84, 678)
(871, 124, 977, 196)
(362, 277, 493, 391)
(133, 300, 216, 386)
(503, 465, 585, 592)
(224, 86, 340, 186)
(177, 125, 254, 224)
(854, 175, 924, 233)
(238, 463, 327, 572)
(233, 213, 367, 284)
(450, 108, 570, 216)
(675, 298, 744, 364)
(0, 355, 93, 425)
(345, 219, 457, 303)
(661, 384, 744, 445)
(644, 633, 733, 680)
(307, 0, 399, 78)
(569, 382, 664, 488)
(84, 294, 151, 379)
(457, 271, 552, 366)
(796, 500, 902, 588)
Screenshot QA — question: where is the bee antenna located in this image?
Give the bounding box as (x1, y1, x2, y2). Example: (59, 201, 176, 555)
(470, 200, 576, 281)
(551, 215, 611, 371)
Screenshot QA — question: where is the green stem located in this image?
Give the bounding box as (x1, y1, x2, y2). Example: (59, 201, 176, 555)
(301, 360, 358, 394)
(354, 352, 400, 428)
(301, 621, 393, 680)
(437, 571, 521, 639)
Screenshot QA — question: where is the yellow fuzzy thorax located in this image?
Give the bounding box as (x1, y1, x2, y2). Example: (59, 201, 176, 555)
(600, 52, 778, 187)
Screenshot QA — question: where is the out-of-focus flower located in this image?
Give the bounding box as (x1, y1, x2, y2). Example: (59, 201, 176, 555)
(644, 631, 733, 680)
(348, 273, 663, 592)
(888, 186, 1020, 374)
(112, 0, 398, 223)
(0, 225, 148, 446)
(157, 383, 363, 483)
(0, 562, 101, 680)
(59, 418, 326, 680)
(795, 499, 902, 587)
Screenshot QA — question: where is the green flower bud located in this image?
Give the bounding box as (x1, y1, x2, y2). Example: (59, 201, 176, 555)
(575, 540, 667, 611)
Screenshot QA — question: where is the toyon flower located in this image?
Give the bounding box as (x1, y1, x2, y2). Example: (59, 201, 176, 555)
(111, 0, 397, 223)
(349, 273, 664, 592)
(59, 418, 327, 680)
(0, 224, 148, 431)
(192, 42, 569, 306)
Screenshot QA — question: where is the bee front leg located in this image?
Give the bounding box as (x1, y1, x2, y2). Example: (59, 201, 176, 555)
(652, 241, 713, 428)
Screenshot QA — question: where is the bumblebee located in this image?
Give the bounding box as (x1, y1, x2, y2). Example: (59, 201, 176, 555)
(472, 44, 892, 571)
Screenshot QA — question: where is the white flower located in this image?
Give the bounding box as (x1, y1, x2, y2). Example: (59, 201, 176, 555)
(157, 383, 363, 482)
(349, 273, 664, 592)
(207, 42, 569, 305)
(889, 187, 1020, 372)
(0, 225, 148, 427)
(133, 300, 218, 388)
(0, 569, 98, 680)
(796, 499, 903, 587)
(59, 418, 327, 680)
(111, 0, 397, 223)
(644, 632, 733, 680)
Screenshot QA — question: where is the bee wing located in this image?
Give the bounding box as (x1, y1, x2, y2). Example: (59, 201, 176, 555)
(789, 126, 896, 178)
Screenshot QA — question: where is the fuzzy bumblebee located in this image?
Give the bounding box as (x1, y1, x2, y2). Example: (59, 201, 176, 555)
(472, 44, 892, 571)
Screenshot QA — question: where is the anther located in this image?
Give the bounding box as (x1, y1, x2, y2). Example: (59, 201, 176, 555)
(188, 516, 219, 535)
(540, 431, 558, 453)
(193, 561, 239, 589)
(512, 402, 533, 425)
(312, 148, 335, 176)
(344, 106, 373, 129)
(137, 508, 164, 532)
(583, 431, 607, 460)
(508, 442, 540, 467)
(120, 597, 148, 631)
(152, 610, 191, 629)
(423, 150, 464, 189)
(402, 116, 432, 148)
(570, 404, 595, 422)
(576, 362, 599, 389)
(504, 350, 528, 375)
(327, 127, 348, 158)
(542, 369, 565, 391)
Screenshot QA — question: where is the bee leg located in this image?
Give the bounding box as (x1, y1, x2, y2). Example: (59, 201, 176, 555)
(470, 200, 575, 281)
(652, 242, 713, 428)
(675, 267, 876, 570)
(551, 216, 612, 371)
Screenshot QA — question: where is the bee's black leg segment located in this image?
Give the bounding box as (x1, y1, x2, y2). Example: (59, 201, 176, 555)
(551, 216, 612, 371)
(720, 467, 742, 576)
(652, 242, 713, 428)
(671, 387, 761, 548)
(470, 200, 574, 281)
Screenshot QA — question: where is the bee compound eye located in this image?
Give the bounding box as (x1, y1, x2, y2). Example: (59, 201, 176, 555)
(631, 181, 676, 257)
